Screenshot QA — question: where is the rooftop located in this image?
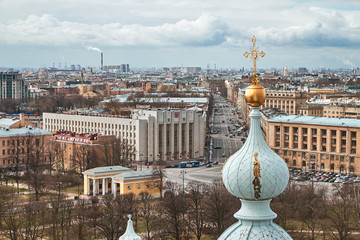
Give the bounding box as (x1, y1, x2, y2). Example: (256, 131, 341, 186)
(83, 166, 131, 175)
(0, 127, 52, 138)
(113, 170, 155, 181)
(267, 114, 360, 128)
(0, 117, 20, 128)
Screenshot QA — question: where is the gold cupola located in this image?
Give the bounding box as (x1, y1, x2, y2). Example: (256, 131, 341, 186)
(243, 36, 266, 107)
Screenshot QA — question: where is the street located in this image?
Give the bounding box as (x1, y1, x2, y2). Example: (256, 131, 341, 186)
(164, 94, 246, 187)
(210, 94, 245, 163)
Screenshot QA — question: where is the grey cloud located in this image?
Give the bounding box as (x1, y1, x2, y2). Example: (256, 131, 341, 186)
(0, 13, 229, 47)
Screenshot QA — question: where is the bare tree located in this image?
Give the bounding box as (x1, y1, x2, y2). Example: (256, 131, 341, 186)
(204, 180, 239, 238)
(72, 199, 89, 240)
(99, 138, 135, 167)
(324, 184, 356, 240)
(73, 143, 97, 172)
(353, 184, 360, 230)
(138, 192, 155, 239)
(158, 181, 188, 240)
(50, 140, 66, 172)
(22, 202, 46, 240)
(296, 183, 327, 240)
(186, 181, 206, 240)
(23, 134, 50, 201)
(1, 197, 22, 240)
(96, 194, 126, 240)
(152, 167, 166, 199)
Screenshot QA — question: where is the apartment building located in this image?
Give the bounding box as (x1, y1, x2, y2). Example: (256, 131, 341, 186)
(51, 131, 117, 171)
(0, 72, 29, 100)
(264, 90, 307, 115)
(43, 108, 206, 162)
(0, 127, 52, 169)
(265, 115, 360, 175)
(323, 105, 360, 119)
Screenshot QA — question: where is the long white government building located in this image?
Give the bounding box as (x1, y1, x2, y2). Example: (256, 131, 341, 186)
(43, 108, 206, 163)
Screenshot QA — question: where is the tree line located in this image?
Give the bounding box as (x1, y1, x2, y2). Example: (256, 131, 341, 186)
(1, 175, 360, 240)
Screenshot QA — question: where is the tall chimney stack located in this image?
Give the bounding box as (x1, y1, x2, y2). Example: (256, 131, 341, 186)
(101, 52, 103, 71)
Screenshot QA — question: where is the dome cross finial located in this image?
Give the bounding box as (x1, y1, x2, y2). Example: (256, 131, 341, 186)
(243, 35, 265, 85)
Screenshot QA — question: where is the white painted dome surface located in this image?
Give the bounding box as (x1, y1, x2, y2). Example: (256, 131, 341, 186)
(219, 220, 292, 240)
(219, 107, 293, 240)
(119, 215, 141, 240)
(222, 107, 289, 200)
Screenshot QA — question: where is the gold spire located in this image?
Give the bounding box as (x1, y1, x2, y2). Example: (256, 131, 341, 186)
(243, 36, 265, 85)
(244, 36, 266, 107)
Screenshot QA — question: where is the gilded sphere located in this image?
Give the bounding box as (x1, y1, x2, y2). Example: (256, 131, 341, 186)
(245, 84, 265, 107)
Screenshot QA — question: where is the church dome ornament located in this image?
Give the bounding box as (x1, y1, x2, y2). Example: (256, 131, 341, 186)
(219, 36, 292, 239)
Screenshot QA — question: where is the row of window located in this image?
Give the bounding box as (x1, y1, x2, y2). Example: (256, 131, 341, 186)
(127, 182, 159, 190)
(281, 150, 356, 162)
(286, 159, 355, 173)
(46, 119, 136, 131)
(276, 126, 357, 138)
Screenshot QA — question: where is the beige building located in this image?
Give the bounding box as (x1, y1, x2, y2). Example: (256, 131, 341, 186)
(82, 166, 161, 197)
(265, 115, 360, 175)
(323, 105, 360, 119)
(264, 90, 307, 115)
(0, 127, 52, 169)
(43, 108, 206, 163)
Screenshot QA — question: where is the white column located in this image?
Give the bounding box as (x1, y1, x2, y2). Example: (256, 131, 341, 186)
(87, 178, 91, 196)
(170, 119, 175, 159)
(102, 178, 106, 195)
(163, 123, 167, 160)
(93, 179, 96, 196)
(178, 122, 182, 159)
(105, 179, 108, 194)
(112, 181, 116, 196)
(154, 122, 159, 162)
(185, 118, 190, 157)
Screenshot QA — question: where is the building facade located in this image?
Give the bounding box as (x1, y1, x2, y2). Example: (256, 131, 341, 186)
(323, 105, 360, 119)
(43, 108, 206, 162)
(0, 72, 29, 100)
(0, 127, 52, 169)
(265, 115, 360, 175)
(51, 131, 118, 171)
(264, 90, 307, 115)
(82, 166, 161, 197)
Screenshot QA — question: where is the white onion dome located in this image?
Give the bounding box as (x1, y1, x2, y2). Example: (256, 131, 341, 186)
(222, 107, 289, 200)
(119, 215, 141, 240)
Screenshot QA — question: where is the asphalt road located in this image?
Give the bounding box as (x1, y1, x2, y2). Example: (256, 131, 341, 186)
(210, 95, 244, 163)
(164, 94, 246, 187)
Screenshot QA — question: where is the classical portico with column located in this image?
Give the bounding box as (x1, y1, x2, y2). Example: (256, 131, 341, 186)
(83, 166, 131, 196)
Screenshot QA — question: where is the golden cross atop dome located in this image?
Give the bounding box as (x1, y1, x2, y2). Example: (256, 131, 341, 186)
(243, 36, 265, 85)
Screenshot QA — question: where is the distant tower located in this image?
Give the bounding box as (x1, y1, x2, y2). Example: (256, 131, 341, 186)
(220, 36, 292, 239)
(101, 53, 103, 71)
(284, 66, 288, 76)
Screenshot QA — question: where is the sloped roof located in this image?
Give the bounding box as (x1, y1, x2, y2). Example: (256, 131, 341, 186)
(113, 170, 155, 181)
(83, 166, 131, 175)
(0, 127, 52, 138)
(267, 115, 360, 128)
(0, 118, 20, 128)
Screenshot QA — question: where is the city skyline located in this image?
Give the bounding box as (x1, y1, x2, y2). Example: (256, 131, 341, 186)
(1, 0, 360, 69)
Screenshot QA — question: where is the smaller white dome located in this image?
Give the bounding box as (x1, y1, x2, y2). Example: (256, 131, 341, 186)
(119, 215, 141, 240)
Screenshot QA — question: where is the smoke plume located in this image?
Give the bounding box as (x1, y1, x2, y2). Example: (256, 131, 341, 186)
(86, 45, 102, 53)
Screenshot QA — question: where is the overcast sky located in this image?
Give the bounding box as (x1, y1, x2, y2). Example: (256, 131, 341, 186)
(1, 0, 359, 70)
